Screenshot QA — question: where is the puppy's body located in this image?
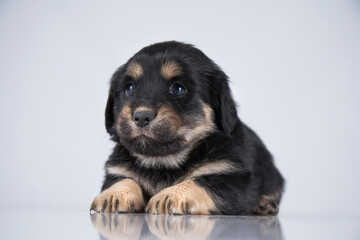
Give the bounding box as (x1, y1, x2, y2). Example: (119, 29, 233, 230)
(91, 41, 284, 215)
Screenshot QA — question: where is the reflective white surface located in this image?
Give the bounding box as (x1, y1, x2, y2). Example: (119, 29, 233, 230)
(0, 211, 359, 240)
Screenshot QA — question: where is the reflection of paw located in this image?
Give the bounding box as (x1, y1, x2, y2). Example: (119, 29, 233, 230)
(90, 213, 145, 240)
(146, 180, 216, 215)
(90, 179, 145, 213)
(146, 215, 215, 240)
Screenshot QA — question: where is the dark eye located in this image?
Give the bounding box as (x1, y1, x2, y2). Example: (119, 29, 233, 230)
(170, 83, 186, 96)
(124, 83, 134, 96)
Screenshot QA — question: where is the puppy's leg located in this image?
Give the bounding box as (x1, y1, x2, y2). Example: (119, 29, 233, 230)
(146, 179, 217, 215)
(194, 173, 261, 215)
(90, 178, 145, 213)
(146, 170, 259, 215)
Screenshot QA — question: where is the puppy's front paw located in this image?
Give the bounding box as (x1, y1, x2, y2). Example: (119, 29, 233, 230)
(146, 180, 216, 215)
(90, 179, 145, 213)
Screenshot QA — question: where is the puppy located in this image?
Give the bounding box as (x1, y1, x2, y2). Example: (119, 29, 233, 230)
(90, 41, 284, 215)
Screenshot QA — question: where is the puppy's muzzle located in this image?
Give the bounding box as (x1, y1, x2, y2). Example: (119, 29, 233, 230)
(133, 110, 155, 128)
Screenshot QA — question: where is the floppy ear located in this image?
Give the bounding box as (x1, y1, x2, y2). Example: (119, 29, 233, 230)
(105, 89, 115, 136)
(104, 65, 126, 139)
(209, 69, 238, 136)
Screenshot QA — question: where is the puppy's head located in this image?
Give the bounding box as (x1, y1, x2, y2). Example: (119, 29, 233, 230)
(105, 41, 238, 159)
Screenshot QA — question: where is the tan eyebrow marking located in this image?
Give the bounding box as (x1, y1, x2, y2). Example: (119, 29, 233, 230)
(161, 61, 182, 79)
(126, 62, 143, 79)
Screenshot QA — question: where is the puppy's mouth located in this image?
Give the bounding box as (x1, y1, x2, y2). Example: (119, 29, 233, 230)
(116, 117, 188, 156)
(122, 134, 186, 156)
(115, 104, 187, 156)
(115, 102, 215, 157)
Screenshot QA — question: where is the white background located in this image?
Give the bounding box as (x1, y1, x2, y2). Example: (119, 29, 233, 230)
(0, 0, 359, 217)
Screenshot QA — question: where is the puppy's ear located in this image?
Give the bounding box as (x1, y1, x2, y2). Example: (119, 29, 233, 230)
(105, 89, 115, 136)
(209, 69, 238, 136)
(105, 66, 126, 138)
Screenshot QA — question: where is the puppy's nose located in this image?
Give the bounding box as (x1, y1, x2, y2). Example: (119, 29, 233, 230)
(133, 110, 155, 128)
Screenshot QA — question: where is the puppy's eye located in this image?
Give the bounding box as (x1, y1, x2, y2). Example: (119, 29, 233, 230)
(124, 83, 134, 96)
(170, 83, 186, 96)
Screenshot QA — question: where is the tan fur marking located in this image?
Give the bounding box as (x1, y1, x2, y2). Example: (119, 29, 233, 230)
(90, 179, 145, 213)
(154, 104, 184, 131)
(178, 103, 215, 143)
(127, 61, 143, 79)
(161, 61, 182, 79)
(116, 103, 137, 138)
(146, 179, 217, 215)
(133, 147, 191, 169)
(118, 103, 133, 121)
(107, 166, 136, 179)
(107, 166, 167, 196)
(134, 106, 153, 112)
(184, 160, 237, 180)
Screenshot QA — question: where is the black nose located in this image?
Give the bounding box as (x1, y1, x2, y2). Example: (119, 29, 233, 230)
(133, 110, 155, 128)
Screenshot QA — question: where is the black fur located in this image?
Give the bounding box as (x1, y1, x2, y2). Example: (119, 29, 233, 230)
(98, 41, 284, 215)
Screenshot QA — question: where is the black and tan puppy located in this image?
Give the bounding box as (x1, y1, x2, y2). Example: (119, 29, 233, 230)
(90, 41, 284, 215)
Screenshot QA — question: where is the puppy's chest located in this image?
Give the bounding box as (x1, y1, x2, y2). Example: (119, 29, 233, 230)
(107, 164, 184, 197)
(135, 169, 183, 197)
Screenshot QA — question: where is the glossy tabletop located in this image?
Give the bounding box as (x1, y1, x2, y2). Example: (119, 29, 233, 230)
(0, 211, 359, 239)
